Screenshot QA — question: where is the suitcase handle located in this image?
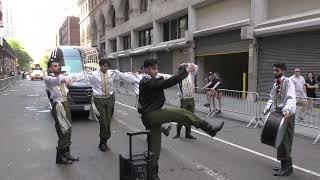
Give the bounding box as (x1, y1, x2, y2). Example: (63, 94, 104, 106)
(127, 131, 150, 161)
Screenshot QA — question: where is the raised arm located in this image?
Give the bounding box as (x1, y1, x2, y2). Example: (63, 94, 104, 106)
(66, 71, 92, 84)
(144, 68, 188, 90)
(44, 75, 65, 87)
(115, 70, 140, 84)
(157, 73, 172, 80)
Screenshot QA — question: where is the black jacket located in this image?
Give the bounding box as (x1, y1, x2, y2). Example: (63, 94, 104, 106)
(138, 68, 188, 114)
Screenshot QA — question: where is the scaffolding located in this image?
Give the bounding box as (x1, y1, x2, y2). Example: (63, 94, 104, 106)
(78, 47, 100, 72)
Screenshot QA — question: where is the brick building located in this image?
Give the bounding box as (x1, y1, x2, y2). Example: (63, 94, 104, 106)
(59, 16, 80, 46)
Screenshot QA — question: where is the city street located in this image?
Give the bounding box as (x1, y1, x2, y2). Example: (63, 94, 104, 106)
(0, 79, 320, 180)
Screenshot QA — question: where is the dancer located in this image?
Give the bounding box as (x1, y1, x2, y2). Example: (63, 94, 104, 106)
(138, 59, 224, 180)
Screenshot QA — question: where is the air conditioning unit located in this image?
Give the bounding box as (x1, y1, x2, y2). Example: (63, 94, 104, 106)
(241, 26, 254, 40)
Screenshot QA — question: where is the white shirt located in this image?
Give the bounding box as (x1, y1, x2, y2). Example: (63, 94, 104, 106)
(69, 70, 136, 96)
(265, 76, 296, 114)
(44, 75, 68, 102)
(177, 65, 198, 98)
(290, 75, 306, 98)
(118, 72, 173, 95)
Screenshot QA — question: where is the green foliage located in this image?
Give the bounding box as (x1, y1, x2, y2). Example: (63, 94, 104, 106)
(39, 52, 50, 70)
(7, 38, 33, 71)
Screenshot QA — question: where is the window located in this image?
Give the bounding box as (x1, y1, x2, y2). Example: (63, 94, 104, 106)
(124, 0, 130, 22)
(111, 39, 117, 52)
(178, 15, 188, 38)
(112, 9, 116, 28)
(140, 0, 148, 13)
(163, 15, 188, 42)
(101, 42, 106, 56)
(139, 28, 153, 47)
(123, 35, 131, 50)
(100, 15, 105, 36)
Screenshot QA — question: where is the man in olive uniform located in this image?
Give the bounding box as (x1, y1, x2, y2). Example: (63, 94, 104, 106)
(173, 64, 198, 139)
(69, 59, 124, 151)
(263, 63, 296, 176)
(138, 59, 224, 180)
(44, 61, 79, 164)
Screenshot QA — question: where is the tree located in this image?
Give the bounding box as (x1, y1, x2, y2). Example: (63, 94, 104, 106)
(7, 38, 33, 71)
(39, 51, 50, 70)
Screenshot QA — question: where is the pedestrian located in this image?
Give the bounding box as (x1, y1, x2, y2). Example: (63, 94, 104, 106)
(138, 59, 224, 180)
(204, 72, 214, 84)
(173, 64, 198, 139)
(263, 63, 296, 176)
(203, 72, 223, 114)
(44, 61, 79, 164)
(290, 68, 307, 120)
(305, 72, 318, 113)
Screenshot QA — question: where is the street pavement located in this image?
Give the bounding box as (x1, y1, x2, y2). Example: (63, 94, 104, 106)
(0, 79, 320, 180)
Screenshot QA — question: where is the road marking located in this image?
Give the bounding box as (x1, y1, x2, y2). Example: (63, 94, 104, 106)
(115, 101, 320, 177)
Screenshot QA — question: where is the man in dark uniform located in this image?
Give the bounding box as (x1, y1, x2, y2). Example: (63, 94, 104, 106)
(263, 63, 296, 176)
(138, 59, 224, 180)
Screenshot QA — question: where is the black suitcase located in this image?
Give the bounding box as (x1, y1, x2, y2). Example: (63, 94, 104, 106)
(119, 131, 155, 180)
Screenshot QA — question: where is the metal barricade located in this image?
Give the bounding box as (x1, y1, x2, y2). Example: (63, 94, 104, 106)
(0, 76, 20, 92)
(215, 89, 260, 127)
(295, 96, 320, 144)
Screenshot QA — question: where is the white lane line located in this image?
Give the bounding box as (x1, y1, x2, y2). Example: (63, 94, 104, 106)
(115, 101, 320, 177)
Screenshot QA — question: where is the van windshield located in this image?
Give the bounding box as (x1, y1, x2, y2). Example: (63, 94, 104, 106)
(63, 56, 83, 74)
(60, 48, 83, 74)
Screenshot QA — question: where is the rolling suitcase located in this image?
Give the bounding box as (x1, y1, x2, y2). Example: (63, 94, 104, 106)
(119, 131, 155, 180)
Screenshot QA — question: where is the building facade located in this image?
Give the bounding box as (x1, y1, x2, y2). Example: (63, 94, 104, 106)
(59, 16, 80, 46)
(78, 0, 320, 93)
(1, 0, 15, 39)
(0, 38, 18, 78)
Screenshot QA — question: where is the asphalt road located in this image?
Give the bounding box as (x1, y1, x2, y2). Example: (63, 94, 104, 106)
(0, 79, 319, 180)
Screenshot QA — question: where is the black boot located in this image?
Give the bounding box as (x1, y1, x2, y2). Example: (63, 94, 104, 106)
(162, 125, 172, 137)
(65, 146, 79, 161)
(98, 139, 110, 152)
(273, 159, 293, 176)
(199, 121, 224, 137)
(185, 127, 196, 139)
(150, 164, 160, 180)
(273, 160, 285, 171)
(173, 125, 181, 139)
(56, 147, 72, 164)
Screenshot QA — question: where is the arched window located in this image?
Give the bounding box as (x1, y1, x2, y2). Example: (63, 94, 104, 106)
(86, 26, 91, 42)
(110, 6, 116, 28)
(100, 14, 106, 36)
(140, 0, 148, 13)
(91, 20, 97, 42)
(124, 0, 129, 22)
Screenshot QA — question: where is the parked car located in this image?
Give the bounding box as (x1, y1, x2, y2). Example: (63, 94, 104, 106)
(31, 69, 44, 80)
